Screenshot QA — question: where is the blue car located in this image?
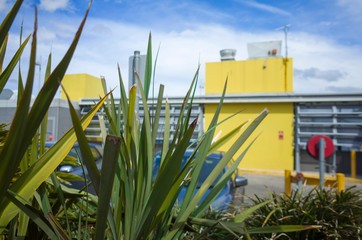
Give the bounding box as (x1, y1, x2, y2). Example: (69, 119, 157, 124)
(46, 142, 103, 194)
(152, 150, 247, 209)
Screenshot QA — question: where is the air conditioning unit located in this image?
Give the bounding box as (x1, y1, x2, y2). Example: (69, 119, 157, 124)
(220, 49, 236, 61)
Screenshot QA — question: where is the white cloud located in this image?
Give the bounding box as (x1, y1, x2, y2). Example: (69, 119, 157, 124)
(287, 30, 362, 93)
(236, 0, 291, 16)
(326, 86, 362, 92)
(62, 18, 361, 96)
(38, 26, 57, 41)
(39, 0, 69, 12)
(294, 68, 346, 82)
(4, 12, 362, 97)
(337, 0, 362, 21)
(0, 0, 9, 12)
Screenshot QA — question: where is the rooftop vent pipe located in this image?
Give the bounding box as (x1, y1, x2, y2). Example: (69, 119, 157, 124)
(220, 49, 236, 61)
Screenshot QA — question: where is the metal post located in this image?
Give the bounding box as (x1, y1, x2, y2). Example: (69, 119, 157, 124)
(132, 51, 141, 113)
(332, 106, 338, 175)
(35, 58, 41, 93)
(332, 152, 337, 176)
(319, 138, 325, 187)
(294, 105, 302, 190)
(276, 25, 290, 58)
(284, 26, 288, 58)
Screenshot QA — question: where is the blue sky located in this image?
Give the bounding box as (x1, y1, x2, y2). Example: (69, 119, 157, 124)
(1, 0, 362, 96)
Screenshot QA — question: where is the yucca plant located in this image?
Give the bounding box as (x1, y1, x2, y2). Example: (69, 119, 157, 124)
(64, 31, 319, 238)
(245, 187, 362, 239)
(0, 0, 109, 239)
(1, 1, 319, 239)
(0, 124, 8, 146)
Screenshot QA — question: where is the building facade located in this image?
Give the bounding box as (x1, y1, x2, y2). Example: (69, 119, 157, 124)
(204, 55, 294, 172)
(1, 50, 361, 175)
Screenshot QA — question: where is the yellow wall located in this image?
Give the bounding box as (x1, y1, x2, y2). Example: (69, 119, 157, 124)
(204, 103, 294, 171)
(60, 73, 104, 101)
(204, 57, 294, 171)
(205, 58, 293, 94)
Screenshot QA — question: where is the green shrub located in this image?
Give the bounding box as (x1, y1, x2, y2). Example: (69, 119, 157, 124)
(1, 1, 320, 239)
(178, 207, 243, 239)
(245, 187, 362, 239)
(0, 0, 107, 239)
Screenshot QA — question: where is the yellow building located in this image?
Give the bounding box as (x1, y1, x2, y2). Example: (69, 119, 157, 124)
(206, 58, 293, 94)
(60, 73, 104, 101)
(204, 57, 294, 171)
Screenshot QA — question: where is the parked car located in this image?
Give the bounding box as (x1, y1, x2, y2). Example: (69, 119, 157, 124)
(46, 142, 103, 194)
(152, 150, 247, 209)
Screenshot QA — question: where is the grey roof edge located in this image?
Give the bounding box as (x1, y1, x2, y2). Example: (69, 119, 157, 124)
(79, 92, 362, 105)
(0, 98, 79, 108)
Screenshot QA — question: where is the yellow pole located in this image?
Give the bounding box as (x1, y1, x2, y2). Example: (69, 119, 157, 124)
(337, 173, 345, 192)
(285, 169, 291, 194)
(351, 150, 356, 178)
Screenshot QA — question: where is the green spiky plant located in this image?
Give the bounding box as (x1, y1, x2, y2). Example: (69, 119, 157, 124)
(1, 1, 319, 239)
(0, 1, 108, 239)
(66, 33, 319, 239)
(0, 124, 8, 146)
(245, 187, 362, 239)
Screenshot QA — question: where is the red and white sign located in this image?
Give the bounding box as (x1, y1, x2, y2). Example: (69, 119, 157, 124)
(278, 131, 284, 140)
(307, 135, 334, 158)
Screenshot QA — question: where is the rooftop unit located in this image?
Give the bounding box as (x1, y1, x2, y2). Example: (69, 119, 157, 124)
(220, 49, 236, 61)
(247, 40, 282, 59)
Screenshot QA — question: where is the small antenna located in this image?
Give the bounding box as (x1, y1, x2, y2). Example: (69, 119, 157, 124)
(35, 56, 42, 92)
(199, 81, 204, 96)
(276, 24, 291, 58)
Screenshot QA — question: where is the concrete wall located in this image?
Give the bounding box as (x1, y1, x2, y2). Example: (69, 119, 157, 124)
(0, 99, 79, 142)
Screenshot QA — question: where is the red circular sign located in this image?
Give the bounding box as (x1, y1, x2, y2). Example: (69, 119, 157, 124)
(307, 135, 334, 158)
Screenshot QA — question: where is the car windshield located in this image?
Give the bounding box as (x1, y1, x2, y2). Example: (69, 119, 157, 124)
(66, 145, 102, 163)
(153, 153, 225, 188)
(194, 155, 224, 188)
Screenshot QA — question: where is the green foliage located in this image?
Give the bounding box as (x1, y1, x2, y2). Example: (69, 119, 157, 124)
(0, 1, 108, 238)
(93, 58, 272, 239)
(245, 187, 362, 239)
(0, 123, 8, 145)
(0, 1, 319, 239)
(86, 34, 318, 239)
(177, 207, 240, 239)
